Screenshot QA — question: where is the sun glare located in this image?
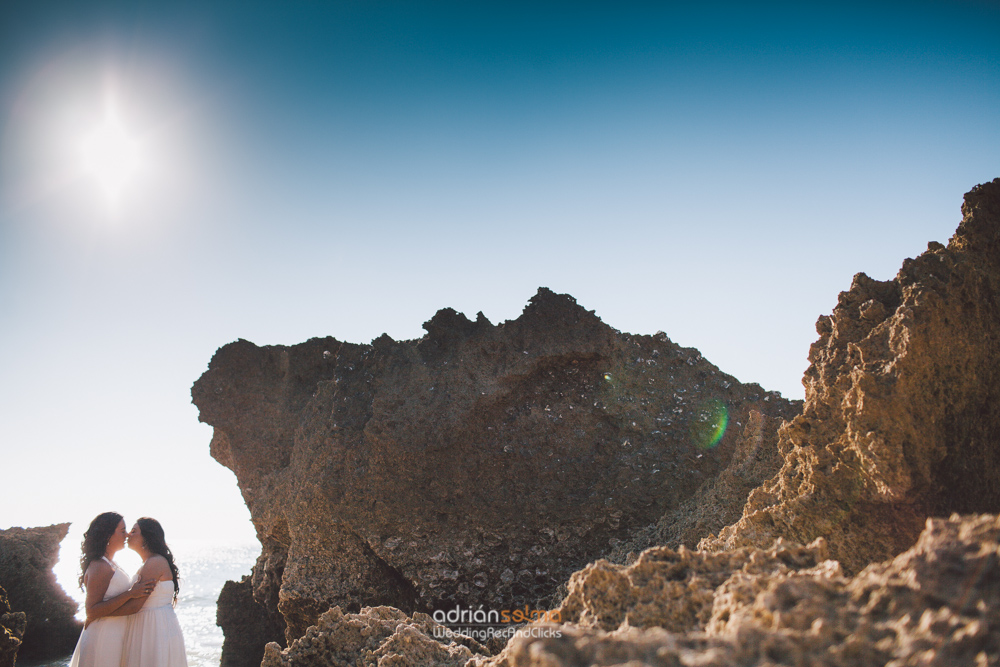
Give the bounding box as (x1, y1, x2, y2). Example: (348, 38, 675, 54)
(80, 106, 141, 205)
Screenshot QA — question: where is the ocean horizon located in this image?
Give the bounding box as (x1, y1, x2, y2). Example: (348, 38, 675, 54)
(23, 539, 261, 667)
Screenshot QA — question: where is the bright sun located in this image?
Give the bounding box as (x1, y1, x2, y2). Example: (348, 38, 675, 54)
(80, 106, 141, 205)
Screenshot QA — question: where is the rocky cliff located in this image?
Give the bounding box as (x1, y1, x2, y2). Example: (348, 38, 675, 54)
(228, 178, 1000, 667)
(193, 288, 799, 652)
(0, 524, 81, 660)
(700, 177, 1000, 573)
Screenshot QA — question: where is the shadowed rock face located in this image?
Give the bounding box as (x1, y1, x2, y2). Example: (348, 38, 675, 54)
(217, 576, 286, 667)
(608, 404, 789, 564)
(0, 524, 81, 660)
(193, 288, 799, 645)
(1, 584, 26, 667)
(701, 178, 1000, 573)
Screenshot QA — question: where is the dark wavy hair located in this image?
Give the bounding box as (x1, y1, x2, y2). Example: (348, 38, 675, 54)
(79, 512, 123, 590)
(136, 517, 180, 604)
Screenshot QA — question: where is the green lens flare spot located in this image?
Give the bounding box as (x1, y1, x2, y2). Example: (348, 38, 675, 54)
(603, 373, 613, 382)
(691, 399, 728, 450)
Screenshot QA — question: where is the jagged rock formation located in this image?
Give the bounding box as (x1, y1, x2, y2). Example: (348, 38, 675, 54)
(0, 584, 25, 667)
(226, 513, 1000, 667)
(491, 513, 1000, 667)
(0, 524, 81, 660)
(260, 606, 489, 667)
(701, 178, 1000, 573)
(552, 536, 833, 636)
(218, 576, 286, 667)
(194, 288, 799, 647)
(207, 178, 1000, 667)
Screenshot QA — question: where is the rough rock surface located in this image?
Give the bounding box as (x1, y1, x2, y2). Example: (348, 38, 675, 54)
(608, 406, 787, 565)
(218, 576, 287, 667)
(491, 513, 1000, 667)
(260, 606, 489, 667)
(701, 178, 1000, 573)
(194, 288, 799, 644)
(205, 179, 1000, 665)
(0, 524, 81, 660)
(0, 584, 25, 667)
(222, 513, 1000, 667)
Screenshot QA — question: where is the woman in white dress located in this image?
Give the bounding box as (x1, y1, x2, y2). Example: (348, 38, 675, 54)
(68, 512, 156, 667)
(120, 517, 188, 667)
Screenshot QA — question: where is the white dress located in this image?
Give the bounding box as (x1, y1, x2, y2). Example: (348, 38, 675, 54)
(121, 578, 187, 667)
(69, 557, 130, 667)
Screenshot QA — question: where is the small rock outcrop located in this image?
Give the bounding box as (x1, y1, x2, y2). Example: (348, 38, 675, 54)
(0, 584, 25, 667)
(217, 576, 286, 667)
(261, 606, 489, 667)
(701, 178, 1000, 573)
(0, 524, 81, 660)
(194, 288, 799, 647)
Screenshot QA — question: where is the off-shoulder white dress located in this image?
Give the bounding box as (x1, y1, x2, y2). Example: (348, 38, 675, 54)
(121, 578, 187, 667)
(68, 557, 130, 667)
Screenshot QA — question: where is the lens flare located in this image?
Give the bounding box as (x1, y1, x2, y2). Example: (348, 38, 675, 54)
(691, 399, 728, 450)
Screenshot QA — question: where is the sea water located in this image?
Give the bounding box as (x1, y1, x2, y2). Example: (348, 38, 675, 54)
(30, 540, 260, 667)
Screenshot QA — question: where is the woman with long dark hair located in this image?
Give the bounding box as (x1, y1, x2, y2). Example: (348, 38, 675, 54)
(68, 512, 156, 667)
(120, 517, 187, 667)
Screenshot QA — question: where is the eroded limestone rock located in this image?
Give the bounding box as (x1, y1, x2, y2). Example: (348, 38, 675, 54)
(0, 524, 81, 660)
(608, 406, 787, 564)
(206, 179, 1000, 666)
(555, 536, 831, 635)
(700, 178, 1000, 573)
(231, 513, 1000, 667)
(217, 576, 286, 667)
(261, 606, 488, 667)
(194, 288, 798, 646)
(0, 584, 26, 667)
(491, 513, 1000, 667)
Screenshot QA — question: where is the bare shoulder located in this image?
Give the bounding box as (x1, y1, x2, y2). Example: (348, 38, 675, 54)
(83, 558, 114, 595)
(87, 557, 113, 574)
(139, 554, 171, 581)
(85, 558, 113, 582)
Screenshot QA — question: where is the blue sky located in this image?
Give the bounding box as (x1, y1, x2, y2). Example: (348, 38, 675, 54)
(1, 1, 998, 548)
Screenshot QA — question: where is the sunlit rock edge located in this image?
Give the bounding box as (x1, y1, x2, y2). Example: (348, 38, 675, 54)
(0, 524, 83, 664)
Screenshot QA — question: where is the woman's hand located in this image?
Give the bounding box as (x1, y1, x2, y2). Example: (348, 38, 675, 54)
(83, 561, 157, 623)
(127, 578, 157, 599)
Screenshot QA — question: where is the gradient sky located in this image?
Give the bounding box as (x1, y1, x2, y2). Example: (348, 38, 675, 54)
(1, 1, 998, 550)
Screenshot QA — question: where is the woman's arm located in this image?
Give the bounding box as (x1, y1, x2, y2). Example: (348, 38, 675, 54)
(83, 561, 154, 625)
(104, 595, 149, 617)
(103, 556, 171, 618)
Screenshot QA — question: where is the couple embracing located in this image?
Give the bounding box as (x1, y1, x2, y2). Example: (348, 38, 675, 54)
(69, 512, 187, 667)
